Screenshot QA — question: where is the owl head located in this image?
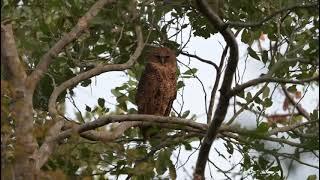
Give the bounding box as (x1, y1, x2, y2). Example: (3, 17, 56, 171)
(148, 47, 176, 65)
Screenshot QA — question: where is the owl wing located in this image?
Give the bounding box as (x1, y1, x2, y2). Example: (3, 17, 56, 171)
(164, 72, 177, 116)
(136, 63, 160, 114)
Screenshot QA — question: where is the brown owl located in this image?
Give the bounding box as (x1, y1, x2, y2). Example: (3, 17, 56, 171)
(136, 47, 177, 139)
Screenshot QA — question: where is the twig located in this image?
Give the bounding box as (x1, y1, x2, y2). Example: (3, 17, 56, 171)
(281, 84, 310, 120)
(226, 83, 269, 125)
(180, 51, 219, 71)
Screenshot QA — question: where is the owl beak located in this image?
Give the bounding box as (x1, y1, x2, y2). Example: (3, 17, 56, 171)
(160, 57, 165, 64)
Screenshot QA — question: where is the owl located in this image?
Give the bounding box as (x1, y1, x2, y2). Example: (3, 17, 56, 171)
(136, 47, 177, 139)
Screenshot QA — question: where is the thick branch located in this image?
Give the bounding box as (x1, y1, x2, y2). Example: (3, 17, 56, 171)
(33, 120, 65, 170)
(194, 0, 239, 179)
(207, 45, 229, 123)
(1, 23, 27, 86)
(35, 115, 318, 169)
(227, 2, 319, 28)
(78, 121, 204, 142)
(47, 114, 208, 143)
(27, 0, 116, 91)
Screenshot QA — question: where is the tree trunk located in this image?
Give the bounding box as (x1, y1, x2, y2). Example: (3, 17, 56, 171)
(12, 89, 38, 180)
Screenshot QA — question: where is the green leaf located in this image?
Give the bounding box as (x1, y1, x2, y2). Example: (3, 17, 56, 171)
(225, 141, 234, 155)
(247, 47, 260, 61)
(257, 106, 262, 112)
(254, 97, 262, 104)
(287, 85, 297, 93)
(93, 44, 107, 54)
(117, 95, 128, 104)
(85, 105, 91, 112)
(238, 90, 245, 98)
(111, 89, 123, 97)
(263, 98, 273, 107)
(246, 92, 252, 101)
(243, 153, 251, 170)
(169, 161, 177, 180)
(307, 175, 317, 180)
(241, 29, 250, 44)
(261, 50, 268, 64)
(177, 81, 185, 89)
(181, 24, 188, 29)
(262, 86, 270, 98)
(183, 142, 192, 151)
(257, 122, 269, 133)
(98, 98, 105, 108)
(80, 79, 92, 87)
(181, 110, 190, 118)
(118, 102, 127, 111)
(183, 68, 198, 75)
(310, 109, 319, 121)
(258, 156, 269, 169)
(155, 150, 171, 175)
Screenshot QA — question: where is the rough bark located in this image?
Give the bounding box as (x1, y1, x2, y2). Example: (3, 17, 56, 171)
(1, 23, 38, 179)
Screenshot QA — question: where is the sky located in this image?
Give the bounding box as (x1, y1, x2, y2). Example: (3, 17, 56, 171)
(64, 15, 319, 180)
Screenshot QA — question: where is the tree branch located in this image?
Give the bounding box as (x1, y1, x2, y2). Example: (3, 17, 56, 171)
(194, 0, 239, 179)
(27, 0, 116, 91)
(33, 119, 65, 170)
(77, 120, 204, 142)
(207, 45, 229, 124)
(267, 119, 319, 136)
(1, 23, 27, 87)
(35, 115, 318, 169)
(228, 75, 319, 97)
(48, 25, 144, 117)
(46, 114, 208, 143)
(227, 2, 319, 28)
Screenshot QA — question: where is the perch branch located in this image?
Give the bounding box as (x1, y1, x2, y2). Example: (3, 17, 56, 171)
(47, 114, 208, 143)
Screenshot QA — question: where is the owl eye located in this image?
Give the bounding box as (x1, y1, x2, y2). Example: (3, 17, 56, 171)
(154, 55, 170, 59)
(154, 55, 161, 59)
